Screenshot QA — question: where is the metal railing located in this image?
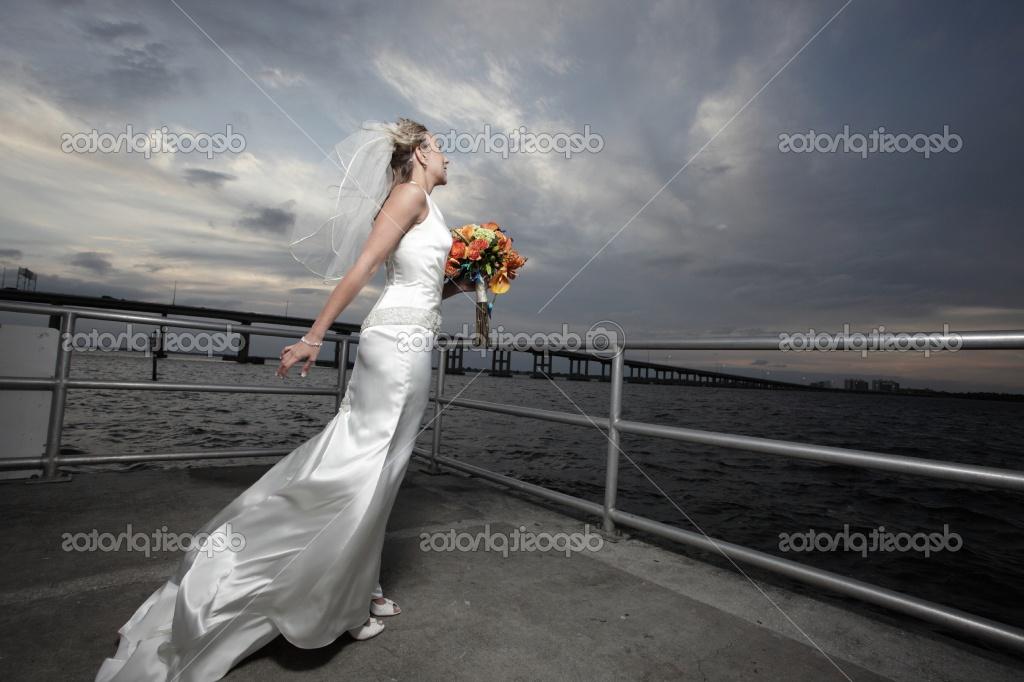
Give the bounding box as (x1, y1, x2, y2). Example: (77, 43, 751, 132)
(0, 301, 355, 478)
(421, 329, 1024, 656)
(2, 300, 1023, 654)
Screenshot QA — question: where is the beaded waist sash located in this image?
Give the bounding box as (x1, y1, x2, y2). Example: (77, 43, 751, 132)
(360, 305, 442, 334)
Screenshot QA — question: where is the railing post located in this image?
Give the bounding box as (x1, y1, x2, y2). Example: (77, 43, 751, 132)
(40, 311, 75, 482)
(429, 343, 448, 474)
(335, 337, 350, 411)
(603, 347, 625, 536)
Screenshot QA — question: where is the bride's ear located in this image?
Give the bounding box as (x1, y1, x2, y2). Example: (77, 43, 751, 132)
(413, 140, 431, 169)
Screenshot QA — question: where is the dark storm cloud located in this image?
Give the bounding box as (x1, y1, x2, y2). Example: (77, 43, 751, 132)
(692, 259, 812, 283)
(642, 251, 697, 268)
(237, 206, 296, 236)
(148, 245, 322, 285)
(106, 42, 178, 98)
(183, 168, 238, 189)
(133, 262, 169, 273)
(81, 19, 149, 40)
(153, 246, 281, 268)
(70, 251, 114, 275)
(0, 249, 24, 260)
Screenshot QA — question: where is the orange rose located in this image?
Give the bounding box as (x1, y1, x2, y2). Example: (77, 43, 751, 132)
(445, 258, 461, 278)
(466, 238, 489, 260)
(456, 225, 477, 242)
(449, 240, 467, 259)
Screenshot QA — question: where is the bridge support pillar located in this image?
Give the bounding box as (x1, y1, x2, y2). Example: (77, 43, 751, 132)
(492, 348, 512, 377)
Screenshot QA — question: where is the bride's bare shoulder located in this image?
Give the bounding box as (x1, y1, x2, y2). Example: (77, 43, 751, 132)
(385, 183, 429, 227)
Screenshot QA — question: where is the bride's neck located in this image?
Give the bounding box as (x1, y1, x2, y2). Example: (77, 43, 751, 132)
(409, 169, 433, 193)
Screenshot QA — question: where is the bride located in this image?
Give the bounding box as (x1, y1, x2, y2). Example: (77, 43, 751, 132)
(95, 118, 476, 681)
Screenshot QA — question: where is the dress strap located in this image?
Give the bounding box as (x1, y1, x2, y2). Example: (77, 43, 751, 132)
(406, 181, 435, 227)
(407, 180, 432, 204)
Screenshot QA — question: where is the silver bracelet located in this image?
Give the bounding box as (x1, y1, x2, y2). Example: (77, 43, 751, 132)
(300, 335, 323, 348)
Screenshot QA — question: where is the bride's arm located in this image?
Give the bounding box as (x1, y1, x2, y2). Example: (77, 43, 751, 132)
(276, 185, 427, 378)
(305, 185, 427, 341)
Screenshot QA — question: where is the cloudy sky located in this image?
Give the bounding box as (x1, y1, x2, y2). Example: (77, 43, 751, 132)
(1, 0, 1022, 392)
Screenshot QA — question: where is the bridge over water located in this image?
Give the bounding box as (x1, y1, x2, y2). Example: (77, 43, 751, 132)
(0, 290, 806, 390)
(442, 343, 805, 390)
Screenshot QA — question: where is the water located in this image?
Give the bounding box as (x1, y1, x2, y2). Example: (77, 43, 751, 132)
(62, 352, 1024, 629)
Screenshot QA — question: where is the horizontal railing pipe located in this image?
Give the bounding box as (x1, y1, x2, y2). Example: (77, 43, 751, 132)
(0, 448, 294, 470)
(0, 300, 354, 344)
(429, 394, 1024, 492)
(437, 329, 1024, 352)
(609, 507, 1024, 653)
(0, 377, 339, 397)
(435, 395, 609, 430)
(615, 418, 1024, 491)
(618, 329, 1024, 351)
(411, 447, 605, 518)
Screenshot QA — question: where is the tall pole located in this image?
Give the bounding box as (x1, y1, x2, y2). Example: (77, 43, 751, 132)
(603, 348, 625, 536)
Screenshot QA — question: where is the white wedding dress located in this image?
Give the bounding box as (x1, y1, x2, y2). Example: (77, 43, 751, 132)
(95, 183, 450, 682)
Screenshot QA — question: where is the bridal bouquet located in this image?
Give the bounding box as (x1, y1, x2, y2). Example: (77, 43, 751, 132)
(445, 222, 527, 346)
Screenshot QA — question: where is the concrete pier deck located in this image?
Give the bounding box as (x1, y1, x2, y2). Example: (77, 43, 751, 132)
(1, 462, 1021, 681)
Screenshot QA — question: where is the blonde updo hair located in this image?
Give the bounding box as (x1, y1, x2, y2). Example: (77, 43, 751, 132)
(386, 117, 431, 188)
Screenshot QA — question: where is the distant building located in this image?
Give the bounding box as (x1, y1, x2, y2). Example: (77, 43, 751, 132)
(809, 380, 832, 388)
(844, 378, 869, 391)
(871, 379, 900, 392)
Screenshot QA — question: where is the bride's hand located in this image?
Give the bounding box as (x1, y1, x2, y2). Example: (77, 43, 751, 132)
(277, 340, 319, 378)
(455, 277, 477, 292)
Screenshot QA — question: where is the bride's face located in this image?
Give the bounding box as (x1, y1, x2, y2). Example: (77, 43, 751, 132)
(422, 133, 449, 186)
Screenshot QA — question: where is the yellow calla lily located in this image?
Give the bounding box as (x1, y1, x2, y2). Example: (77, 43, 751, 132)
(489, 268, 510, 294)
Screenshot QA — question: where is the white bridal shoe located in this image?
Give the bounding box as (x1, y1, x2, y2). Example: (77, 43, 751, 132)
(347, 615, 386, 641)
(346, 596, 400, 641)
(370, 597, 402, 617)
